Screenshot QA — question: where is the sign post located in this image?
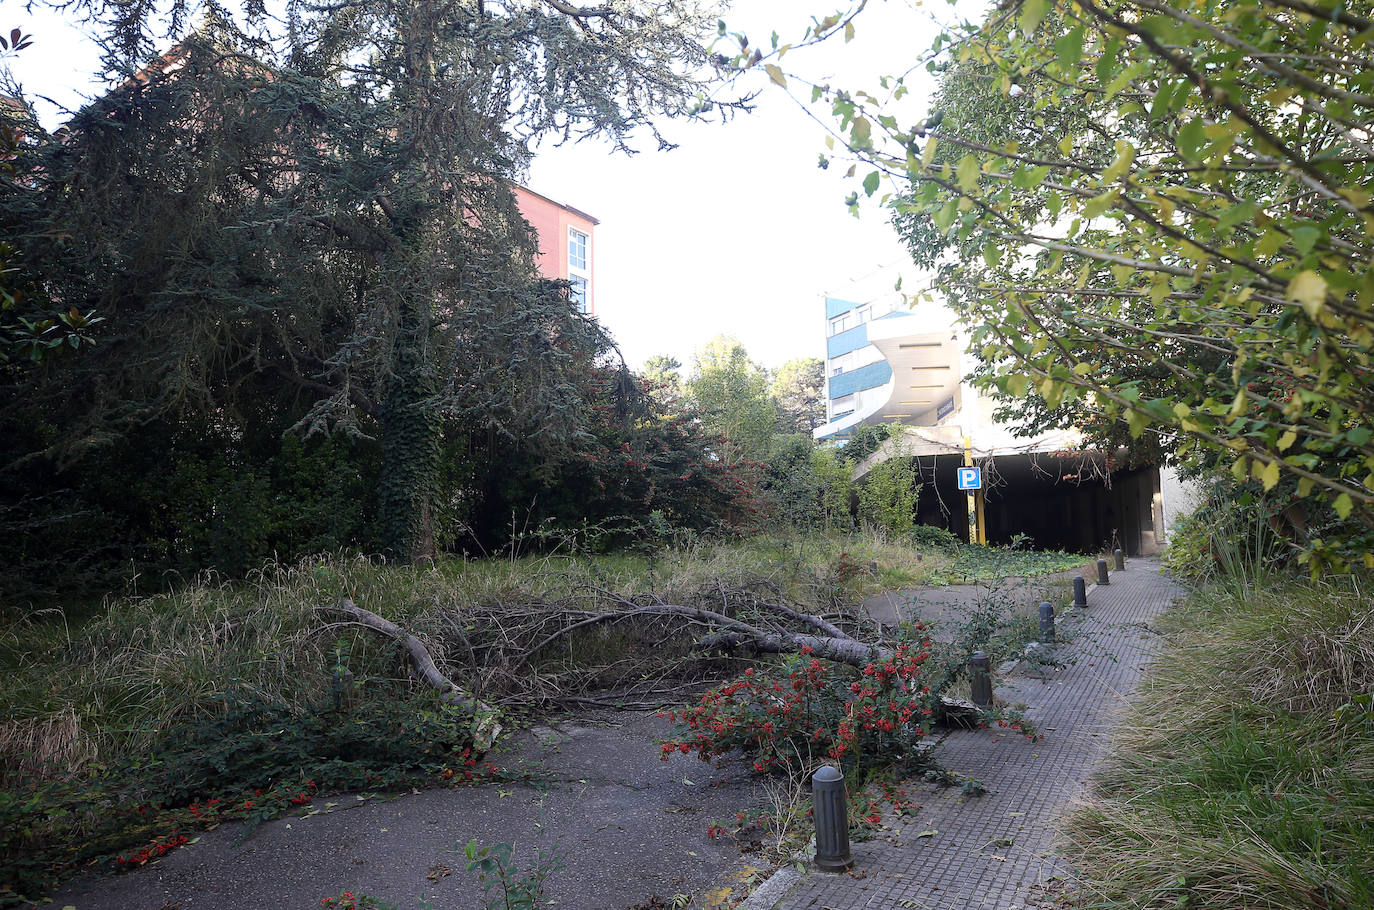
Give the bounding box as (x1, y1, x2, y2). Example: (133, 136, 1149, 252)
(958, 440, 986, 545)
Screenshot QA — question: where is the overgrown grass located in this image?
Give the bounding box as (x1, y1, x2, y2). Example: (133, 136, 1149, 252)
(0, 529, 1073, 904)
(0, 531, 951, 779)
(1063, 573, 1374, 909)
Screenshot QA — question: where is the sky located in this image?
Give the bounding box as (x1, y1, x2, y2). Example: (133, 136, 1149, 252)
(3, 0, 970, 372)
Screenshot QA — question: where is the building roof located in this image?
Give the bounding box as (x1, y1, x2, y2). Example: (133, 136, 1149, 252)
(515, 184, 599, 226)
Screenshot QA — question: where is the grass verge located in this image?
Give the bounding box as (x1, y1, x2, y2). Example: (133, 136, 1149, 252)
(1062, 573, 1374, 910)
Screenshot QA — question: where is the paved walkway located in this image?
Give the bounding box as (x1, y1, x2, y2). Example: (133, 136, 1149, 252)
(751, 559, 1184, 910)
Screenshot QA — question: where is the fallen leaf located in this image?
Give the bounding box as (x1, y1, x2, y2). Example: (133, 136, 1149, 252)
(915, 829, 938, 839)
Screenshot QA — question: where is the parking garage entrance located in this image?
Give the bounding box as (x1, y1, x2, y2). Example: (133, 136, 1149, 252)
(909, 452, 1165, 556)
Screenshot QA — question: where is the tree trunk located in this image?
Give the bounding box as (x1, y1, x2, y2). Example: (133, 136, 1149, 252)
(379, 295, 441, 563)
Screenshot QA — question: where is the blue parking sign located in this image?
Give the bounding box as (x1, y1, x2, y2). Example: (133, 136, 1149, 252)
(957, 466, 982, 490)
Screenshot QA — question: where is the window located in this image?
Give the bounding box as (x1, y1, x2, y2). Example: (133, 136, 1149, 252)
(569, 275, 588, 312)
(831, 365, 843, 377)
(568, 228, 588, 272)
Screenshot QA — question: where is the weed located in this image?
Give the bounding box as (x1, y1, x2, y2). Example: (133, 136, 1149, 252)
(463, 839, 564, 910)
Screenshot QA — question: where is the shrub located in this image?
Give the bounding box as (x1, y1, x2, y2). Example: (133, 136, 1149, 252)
(657, 640, 939, 776)
(856, 459, 919, 537)
(909, 524, 961, 551)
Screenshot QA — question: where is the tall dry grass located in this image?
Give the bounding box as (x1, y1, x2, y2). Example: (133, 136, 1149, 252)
(0, 531, 955, 780)
(1063, 573, 1374, 909)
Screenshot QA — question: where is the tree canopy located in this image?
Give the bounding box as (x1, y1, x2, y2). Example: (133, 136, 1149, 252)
(727, 0, 1374, 567)
(2, 0, 735, 567)
(684, 334, 777, 462)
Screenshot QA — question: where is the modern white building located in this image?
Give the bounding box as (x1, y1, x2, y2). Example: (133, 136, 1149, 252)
(816, 295, 1191, 556)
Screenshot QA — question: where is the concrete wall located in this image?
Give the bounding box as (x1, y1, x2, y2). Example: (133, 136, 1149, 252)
(1159, 466, 1203, 542)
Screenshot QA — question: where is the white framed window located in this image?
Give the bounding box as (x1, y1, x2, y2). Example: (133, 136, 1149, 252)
(569, 275, 589, 312)
(568, 228, 588, 272)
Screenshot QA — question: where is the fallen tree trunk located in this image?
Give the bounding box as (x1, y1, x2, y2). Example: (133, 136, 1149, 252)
(520, 587, 884, 670)
(319, 599, 502, 751)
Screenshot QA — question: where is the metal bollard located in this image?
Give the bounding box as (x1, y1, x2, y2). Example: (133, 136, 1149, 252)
(1072, 575, 1088, 608)
(1114, 548, 1125, 571)
(1039, 601, 1055, 643)
(812, 766, 852, 872)
(969, 650, 992, 708)
(1097, 558, 1110, 585)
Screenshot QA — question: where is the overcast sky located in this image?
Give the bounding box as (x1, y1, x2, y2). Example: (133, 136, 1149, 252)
(4, 0, 972, 371)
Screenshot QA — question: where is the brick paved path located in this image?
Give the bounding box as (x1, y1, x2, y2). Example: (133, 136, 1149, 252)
(753, 559, 1184, 910)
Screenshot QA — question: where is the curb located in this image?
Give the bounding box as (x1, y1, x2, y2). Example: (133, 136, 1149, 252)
(738, 863, 805, 910)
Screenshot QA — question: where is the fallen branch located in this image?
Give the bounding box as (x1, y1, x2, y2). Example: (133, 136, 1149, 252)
(319, 598, 502, 751)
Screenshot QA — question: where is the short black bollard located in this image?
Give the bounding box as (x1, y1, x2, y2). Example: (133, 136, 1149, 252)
(1097, 558, 1110, 585)
(813, 766, 852, 872)
(969, 650, 992, 708)
(1114, 548, 1125, 571)
(1072, 575, 1088, 608)
(1039, 601, 1055, 643)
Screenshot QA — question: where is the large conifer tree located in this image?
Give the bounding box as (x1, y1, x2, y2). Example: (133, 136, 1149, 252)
(2, 0, 730, 562)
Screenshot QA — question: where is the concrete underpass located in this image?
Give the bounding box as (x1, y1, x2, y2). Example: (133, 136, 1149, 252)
(910, 453, 1165, 555)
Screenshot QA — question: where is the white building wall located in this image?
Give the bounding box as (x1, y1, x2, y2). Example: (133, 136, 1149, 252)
(1159, 466, 1204, 541)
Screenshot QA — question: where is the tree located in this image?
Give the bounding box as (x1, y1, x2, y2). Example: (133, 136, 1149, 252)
(641, 353, 684, 407)
(726, 0, 1374, 566)
(684, 335, 777, 462)
(3, 0, 735, 564)
(770, 356, 825, 434)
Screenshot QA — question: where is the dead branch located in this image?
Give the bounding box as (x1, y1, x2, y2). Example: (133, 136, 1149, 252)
(318, 598, 502, 750)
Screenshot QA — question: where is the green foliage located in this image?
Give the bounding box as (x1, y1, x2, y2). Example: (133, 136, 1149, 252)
(856, 458, 919, 536)
(0, 417, 378, 607)
(810, 447, 855, 530)
(840, 423, 899, 466)
(1064, 575, 1374, 909)
(909, 524, 961, 551)
(4, 0, 732, 566)
(464, 840, 564, 910)
(0, 688, 484, 906)
(770, 356, 826, 434)
(794, 0, 1374, 564)
(922, 545, 1084, 586)
(684, 335, 778, 463)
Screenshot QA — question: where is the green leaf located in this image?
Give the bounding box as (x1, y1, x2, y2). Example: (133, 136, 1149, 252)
(863, 170, 880, 197)
(1334, 493, 1354, 520)
(1054, 24, 1086, 71)
(1083, 191, 1117, 219)
(1215, 201, 1255, 233)
(851, 116, 872, 146)
(920, 136, 938, 169)
(1291, 225, 1321, 256)
(1178, 118, 1206, 161)
(1287, 270, 1328, 319)
(1018, 0, 1048, 37)
(1102, 141, 1136, 182)
(956, 154, 981, 192)
(1126, 409, 1149, 438)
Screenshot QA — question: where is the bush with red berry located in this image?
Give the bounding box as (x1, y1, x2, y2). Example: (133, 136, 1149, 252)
(658, 634, 941, 777)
